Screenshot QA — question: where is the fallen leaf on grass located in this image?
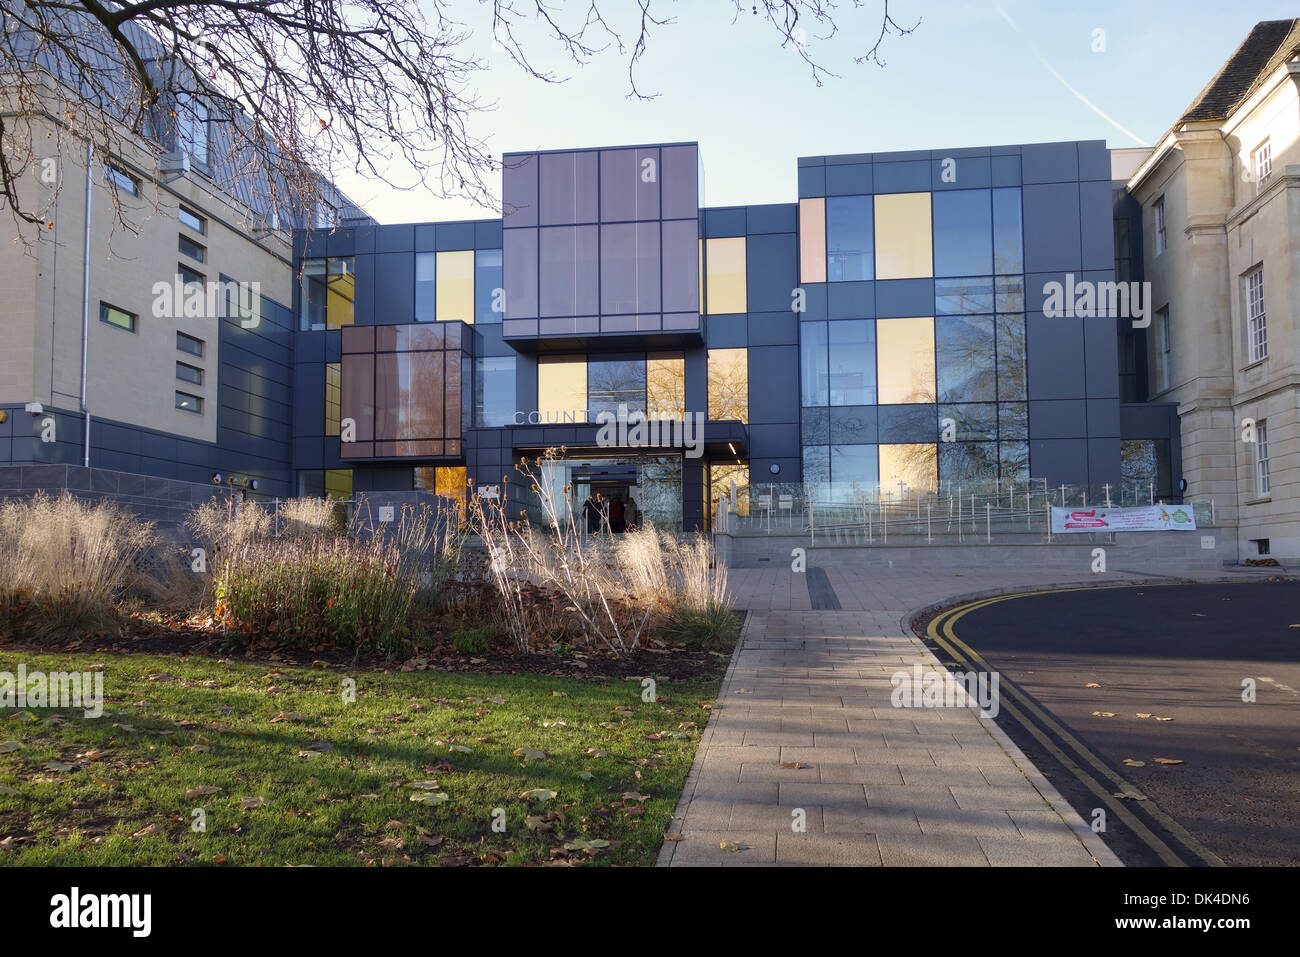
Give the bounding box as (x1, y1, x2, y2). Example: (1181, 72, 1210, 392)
(304, 741, 334, 753)
(520, 789, 556, 803)
(621, 791, 649, 802)
(418, 832, 445, 848)
(564, 838, 610, 851)
(598, 722, 621, 730)
(448, 744, 474, 754)
(642, 733, 664, 742)
(513, 748, 547, 763)
(551, 691, 567, 697)
(0, 742, 21, 753)
(409, 792, 449, 805)
(131, 823, 165, 838)
(406, 780, 443, 790)
(584, 748, 608, 758)
(378, 837, 406, 851)
(44, 761, 76, 773)
(239, 797, 268, 809)
(184, 786, 223, 798)
(575, 771, 594, 781)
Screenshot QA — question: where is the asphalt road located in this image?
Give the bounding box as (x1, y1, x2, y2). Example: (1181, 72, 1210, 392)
(920, 580, 1300, 867)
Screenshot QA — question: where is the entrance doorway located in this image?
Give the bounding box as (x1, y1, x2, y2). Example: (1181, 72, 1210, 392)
(531, 452, 681, 531)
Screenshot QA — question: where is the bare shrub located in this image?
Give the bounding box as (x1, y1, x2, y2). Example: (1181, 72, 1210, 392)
(0, 493, 157, 642)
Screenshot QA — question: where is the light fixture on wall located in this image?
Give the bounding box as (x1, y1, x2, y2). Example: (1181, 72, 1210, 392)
(769, 463, 780, 475)
(0, 410, 6, 424)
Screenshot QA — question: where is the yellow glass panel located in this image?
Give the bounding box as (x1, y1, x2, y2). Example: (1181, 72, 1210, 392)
(879, 444, 937, 493)
(708, 348, 748, 423)
(537, 355, 587, 423)
(436, 465, 468, 504)
(876, 317, 935, 404)
(436, 250, 475, 323)
(705, 237, 747, 314)
(324, 468, 353, 500)
(799, 198, 826, 284)
(874, 192, 932, 280)
(325, 362, 340, 436)
(327, 262, 355, 328)
(647, 352, 685, 419)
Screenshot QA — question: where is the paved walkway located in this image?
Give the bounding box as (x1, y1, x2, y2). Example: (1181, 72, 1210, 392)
(659, 564, 1284, 867)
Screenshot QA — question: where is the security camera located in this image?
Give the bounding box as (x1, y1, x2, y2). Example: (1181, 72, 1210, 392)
(24, 402, 43, 415)
(249, 479, 259, 491)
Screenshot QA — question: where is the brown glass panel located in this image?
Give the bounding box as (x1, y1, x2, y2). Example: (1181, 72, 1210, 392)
(444, 351, 462, 439)
(340, 442, 373, 458)
(340, 353, 374, 441)
(341, 325, 373, 354)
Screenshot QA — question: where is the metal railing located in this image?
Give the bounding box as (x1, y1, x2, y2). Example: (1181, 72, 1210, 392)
(713, 477, 1213, 545)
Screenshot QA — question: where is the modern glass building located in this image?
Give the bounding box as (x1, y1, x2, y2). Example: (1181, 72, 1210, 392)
(289, 139, 1172, 530)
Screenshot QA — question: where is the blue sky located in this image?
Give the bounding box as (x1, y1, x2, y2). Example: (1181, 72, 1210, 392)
(333, 1, 1296, 223)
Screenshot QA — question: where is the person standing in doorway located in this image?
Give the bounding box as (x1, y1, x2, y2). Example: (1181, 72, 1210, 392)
(583, 493, 600, 534)
(624, 495, 639, 531)
(609, 496, 625, 533)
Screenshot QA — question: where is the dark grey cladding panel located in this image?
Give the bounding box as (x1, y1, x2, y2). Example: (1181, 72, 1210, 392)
(747, 423, 800, 458)
(746, 233, 797, 313)
(1028, 399, 1087, 439)
(376, 225, 416, 253)
(875, 279, 933, 319)
(827, 280, 875, 320)
(1021, 142, 1080, 185)
(931, 155, 990, 190)
(1120, 402, 1179, 438)
(747, 312, 798, 346)
(746, 346, 800, 426)
(872, 161, 930, 194)
(1084, 315, 1120, 398)
(824, 164, 872, 196)
(1026, 314, 1086, 400)
(1086, 398, 1121, 437)
(799, 166, 826, 198)
(373, 253, 416, 323)
(1022, 184, 1082, 273)
(1029, 439, 1088, 486)
(1087, 437, 1121, 486)
(1080, 180, 1115, 271)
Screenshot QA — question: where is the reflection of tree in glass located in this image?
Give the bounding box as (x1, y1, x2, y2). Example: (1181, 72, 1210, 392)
(640, 456, 683, 529)
(708, 349, 748, 422)
(710, 464, 750, 519)
(647, 354, 686, 419)
(588, 360, 646, 418)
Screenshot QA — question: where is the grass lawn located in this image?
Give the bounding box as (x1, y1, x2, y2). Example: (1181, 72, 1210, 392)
(0, 648, 724, 866)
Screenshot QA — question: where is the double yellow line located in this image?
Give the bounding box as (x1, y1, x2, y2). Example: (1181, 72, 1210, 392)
(926, 584, 1225, 868)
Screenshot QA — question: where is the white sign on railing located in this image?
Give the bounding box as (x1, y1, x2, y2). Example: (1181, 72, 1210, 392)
(1050, 505, 1197, 533)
